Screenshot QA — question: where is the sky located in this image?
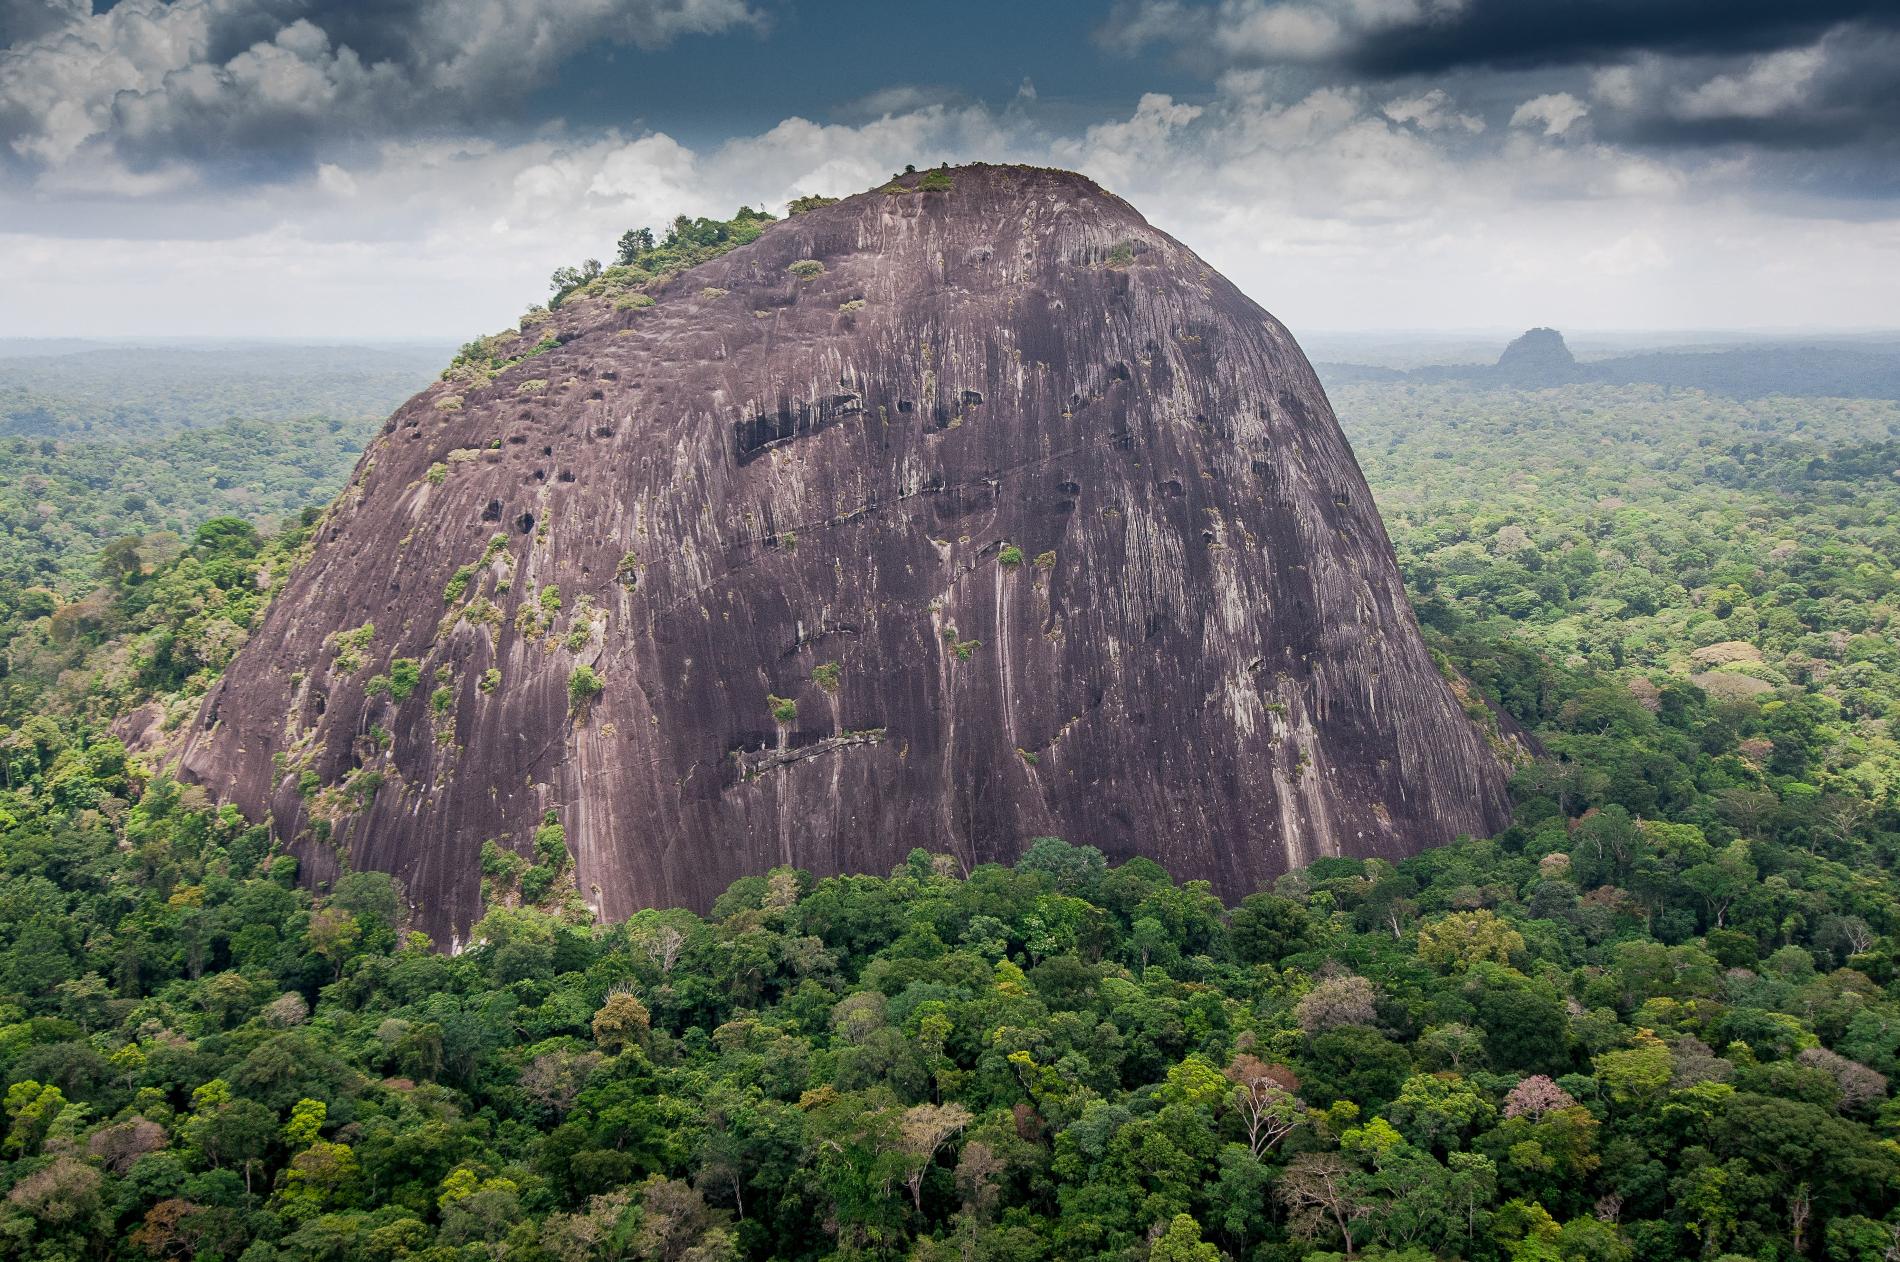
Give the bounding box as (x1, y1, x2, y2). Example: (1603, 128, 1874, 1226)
(2, 0, 1897, 340)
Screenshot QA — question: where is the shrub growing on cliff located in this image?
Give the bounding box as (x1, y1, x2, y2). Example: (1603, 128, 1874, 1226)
(768, 694, 798, 724)
(567, 665, 602, 710)
(787, 259, 825, 280)
(367, 657, 422, 702)
(443, 566, 475, 604)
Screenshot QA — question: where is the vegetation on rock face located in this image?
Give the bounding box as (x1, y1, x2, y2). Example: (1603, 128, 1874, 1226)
(547, 209, 777, 310)
(567, 664, 603, 710)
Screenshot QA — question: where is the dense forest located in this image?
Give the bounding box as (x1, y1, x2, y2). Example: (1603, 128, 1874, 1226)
(0, 344, 442, 605)
(0, 351, 1898, 1260)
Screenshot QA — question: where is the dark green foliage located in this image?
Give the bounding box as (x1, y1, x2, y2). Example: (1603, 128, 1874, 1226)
(567, 664, 603, 710)
(551, 207, 776, 308)
(2, 743, 1895, 1260)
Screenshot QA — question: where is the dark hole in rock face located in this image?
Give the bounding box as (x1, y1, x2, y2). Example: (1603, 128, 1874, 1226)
(1112, 430, 1134, 450)
(542, 446, 553, 456)
(1333, 490, 1352, 507)
(734, 393, 863, 462)
(932, 403, 952, 428)
(1161, 479, 1184, 498)
(533, 469, 546, 482)
(1252, 459, 1272, 478)
(1201, 529, 1216, 544)
(481, 499, 502, 522)
(558, 470, 575, 483)
(312, 692, 326, 717)
(588, 390, 604, 402)
(595, 425, 614, 438)
(508, 435, 526, 444)
(1058, 480, 1081, 495)
(961, 389, 984, 405)
(1109, 361, 1131, 382)
(897, 399, 914, 413)
(515, 512, 535, 534)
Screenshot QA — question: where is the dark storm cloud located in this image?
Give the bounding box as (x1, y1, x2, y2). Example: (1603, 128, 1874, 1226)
(1582, 27, 1900, 159)
(0, 0, 764, 173)
(1339, 0, 1899, 76)
(1101, 0, 1900, 161)
(0, 0, 84, 43)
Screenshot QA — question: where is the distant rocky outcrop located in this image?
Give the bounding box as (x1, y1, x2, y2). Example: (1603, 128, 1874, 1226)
(178, 164, 1513, 942)
(1493, 328, 1577, 385)
(1319, 328, 1900, 399)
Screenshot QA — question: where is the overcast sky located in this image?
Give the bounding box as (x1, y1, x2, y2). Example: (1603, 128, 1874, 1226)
(3, 0, 1897, 340)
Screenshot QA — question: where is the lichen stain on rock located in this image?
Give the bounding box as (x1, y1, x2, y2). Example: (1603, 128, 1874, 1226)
(178, 164, 1511, 941)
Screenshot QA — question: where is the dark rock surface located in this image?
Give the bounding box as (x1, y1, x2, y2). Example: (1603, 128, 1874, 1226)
(178, 164, 1512, 944)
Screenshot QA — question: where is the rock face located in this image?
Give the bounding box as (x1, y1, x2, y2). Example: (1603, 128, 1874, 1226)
(179, 164, 1511, 942)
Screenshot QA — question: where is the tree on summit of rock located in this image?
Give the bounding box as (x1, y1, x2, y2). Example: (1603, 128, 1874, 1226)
(616, 227, 656, 265)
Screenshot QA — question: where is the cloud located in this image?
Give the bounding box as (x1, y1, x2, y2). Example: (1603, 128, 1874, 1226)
(0, 0, 763, 170)
(1104, 0, 1900, 170)
(2, 8, 1897, 339)
(832, 84, 968, 123)
(0, 0, 86, 42)
(0, 82, 1892, 340)
(1105, 0, 1895, 72)
(1586, 28, 1900, 159)
(1383, 88, 1483, 132)
(1510, 92, 1588, 137)
(1102, 0, 1469, 66)
(1673, 44, 1826, 121)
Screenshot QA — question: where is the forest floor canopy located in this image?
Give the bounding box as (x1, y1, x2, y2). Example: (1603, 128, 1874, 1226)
(0, 343, 1897, 1261)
